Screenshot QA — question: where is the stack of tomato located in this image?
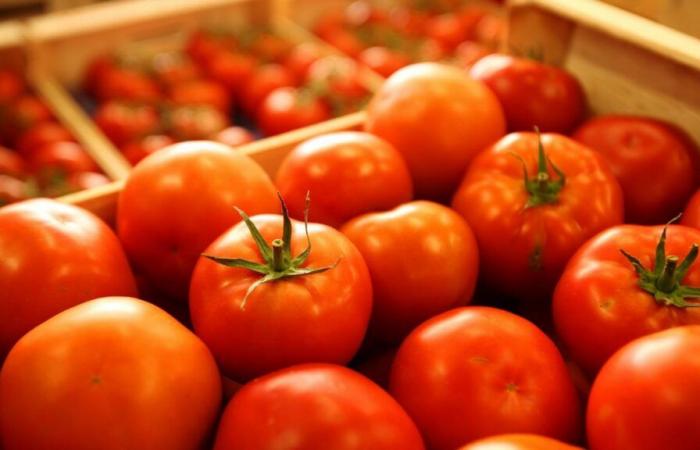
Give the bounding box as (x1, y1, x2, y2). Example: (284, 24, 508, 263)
(84, 26, 371, 165)
(312, 0, 505, 77)
(0, 69, 110, 206)
(2, 52, 700, 450)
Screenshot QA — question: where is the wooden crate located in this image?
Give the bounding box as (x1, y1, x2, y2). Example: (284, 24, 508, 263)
(508, 0, 700, 146)
(598, 0, 700, 39)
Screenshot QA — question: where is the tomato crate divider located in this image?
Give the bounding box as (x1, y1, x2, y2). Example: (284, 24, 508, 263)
(23, 0, 380, 185)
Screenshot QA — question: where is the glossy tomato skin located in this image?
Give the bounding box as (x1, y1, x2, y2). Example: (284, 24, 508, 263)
(0, 175, 28, 206)
(683, 189, 700, 229)
(470, 54, 585, 134)
(0, 297, 222, 450)
(358, 46, 411, 78)
(165, 105, 229, 141)
(0, 145, 25, 177)
(213, 364, 425, 450)
(96, 67, 161, 103)
(29, 141, 98, 181)
(283, 42, 324, 82)
(212, 126, 255, 148)
(120, 134, 175, 166)
(390, 307, 582, 450)
(458, 434, 583, 450)
(117, 141, 277, 300)
(587, 326, 700, 450)
(342, 201, 479, 344)
(573, 116, 697, 224)
(451, 132, 623, 302)
(0, 69, 24, 104)
(240, 64, 297, 116)
(0, 199, 137, 356)
(258, 87, 331, 136)
(168, 79, 231, 113)
(15, 122, 75, 157)
(190, 213, 372, 381)
(366, 63, 505, 200)
(94, 101, 160, 146)
(205, 51, 258, 99)
(553, 224, 700, 375)
(10, 95, 53, 132)
(276, 131, 413, 228)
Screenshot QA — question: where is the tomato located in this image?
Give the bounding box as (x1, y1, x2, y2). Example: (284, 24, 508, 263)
(283, 42, 324, 82)
(63, 171, 111, 192)
(321, 28, 365, 58)
(358, 46, 411, 78)
(587, 326, 700, 450)
(82, 54, 118, 95)
(211, 126, 255, 148)
(15, 121, 75, 157)
(9, 95, 53, 132)
(342, 201, 478, 344)
(29, 141, 98, 183)
(149, 51, 201, 88)
(0, 69, 24, 104)
(205, 51, 258, 98)
(168, 79, 231, 113)
(388, 8, 430, 37)
(453, 41, 493, 69)
(366, 63, 505, 200)
(473, 14, 506, 48)
(572, 116, 698, 224)
(248, 32, 293, 63)
(0, 175, 28, 206)
(186, 30, 238, 65)
(307, 56, 368, 112)
(0, 199, 137, 356)
(0, 297, 221, 450)
(470, 55, 585, 134)
(94, 101, 160, 146)
(276, 131, 412, 228)
(165, 104, 229, 141)
(424, 13, 468, 50)
(117, 141, 277, 300)
(553, 224, 700, 375)
(458, 434, 583, 450)
(120, 134, 175, 166)
(257, 86, 331, 136)
(239, 63, 296, 115)
(0, 145, 25, 177)
(96, 66, 161, 103)
(451, 132, 623, 303)
(390, 307, 582, 450)
(213, 364, 424, 450)
(189, 199, 372, 381)
(683, 189, 700, 229)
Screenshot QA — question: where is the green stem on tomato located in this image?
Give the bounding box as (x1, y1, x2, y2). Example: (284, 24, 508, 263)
(511, 127, 566, 209)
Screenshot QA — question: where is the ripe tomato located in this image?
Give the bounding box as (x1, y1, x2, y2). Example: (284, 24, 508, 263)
(186, 30, 238, 65)
(9, 95, 53, 132)
(358, 46, 411, 78)
(189, 201, 372, 381)
(15, 121, 75, 157)
(213, 364, 425, 450)
(165, 104, 229, 140)
(257, 86, 330, 136)
(366, 63, 505, 200)
(212, 126, 255, 148)
(29, 141, 98, 182)
(424, 13, 468, 50)
(0, 69, 24, 104)
(248, 32, 293, 63)
(0, 199, 137, 356)
(276, 131, 412, 228)
(96, 66, 161, 103)
(390, 307, 582, 450)
(117, 141, 277, 300)
(0, 297, 221, 450)
(168, 79, 231, 113)
(63, 171, 111, 192)
(94, 101, 160, 146)
(683, 189, 700, 229)
(587, 326, 700, 450)
(573, 116, 698, 224)
(321, 28, 365, 58)
(149, 51, 201, 88)
(453, 41, 493, 69)
(0, 145, 25, 177)
(451, 132, 623, 303)
(0, 175, 28, 206)
(205, 51, 258, 98)
(470, 54, 585, 133)
(239, 64, 296, 115)
(120, 134, 175, 166)
(553, 224, 700, 375)
(342, 201, 479, 344)
(283, 42, 324, 82)
(458, 434, 583, 450)
(306, 56, 368, 114)
(82, 54, 118, 95)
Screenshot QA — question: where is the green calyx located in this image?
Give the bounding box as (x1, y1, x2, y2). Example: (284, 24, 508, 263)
(203, 193, 338, 308)
(512, 128, 566, 208)
(621, 221, 700, 308)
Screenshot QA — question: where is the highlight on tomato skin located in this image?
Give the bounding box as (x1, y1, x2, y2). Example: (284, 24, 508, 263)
(458, 434, 584, 450)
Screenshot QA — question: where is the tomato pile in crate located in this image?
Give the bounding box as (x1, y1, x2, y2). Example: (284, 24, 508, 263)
(3, 0, 700, 449)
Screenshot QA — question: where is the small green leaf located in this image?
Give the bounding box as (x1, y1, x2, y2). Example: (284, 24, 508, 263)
(234, 206, 272, 264)
(203, 255, 269, 275)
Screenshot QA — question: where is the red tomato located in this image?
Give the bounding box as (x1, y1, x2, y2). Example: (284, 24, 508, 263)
(239, 64, 296, 115)
(322, 28, 365, 58)
(0, 175, 28, 206)
(388, 7, 430, 36)
(424, 13, 468, 50)
(587, 326, 700, 450)
(0, 145, 25, 177)
(573, 116, 697, 224)
(683, 189, 700, 229)
(0, 297, 221, 450)
(186, 30, 238, 65)
(213, 364, 424, 450)
(248, 32, 293, 63)
(453, 41, 493, 69)
(276, 131, 412, 228)
(342, 201, 479, 344)
(470, 55, 585, 133)
(473, 14, 506, 48)
(117, 141, 278, 300)
(189, 203, 372, 381)
(283, 43, 325, 82)
(150, 51, 201, 87)
(94, 101, 160, 146)
(0, 69, 24, 104)
(211, 126, 255, 148)
(165, 104, 229, 141)
(9, 95, 53, 132)
(120, 134, 175, 166)
(96, 67, 161, 103)
(82, 54, 117, 95)
(29, 141, 98, 181)
(307, 56, 368, 110)
(168, 79, 231, 113)
(358, 46, 411, 78)
(0, 199, 137, 356)
(64, 171, 111, 191)
(451, 132, 623, 302)
(366, 63, 505, 200)
(14, 121, 75, 157)
(553, 224, 700, 375)
(205, 51, 258, 98)
(459, 434, 583, 450)
(257, 86, 331, 136)
(390, 307, 582, 450)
